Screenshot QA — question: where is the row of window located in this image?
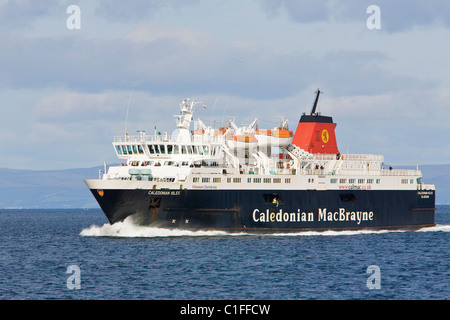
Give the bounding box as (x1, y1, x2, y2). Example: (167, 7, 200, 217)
(116, 144, 221, 156)
(330, 178, 381, 184)
(192, 177, 292, 184)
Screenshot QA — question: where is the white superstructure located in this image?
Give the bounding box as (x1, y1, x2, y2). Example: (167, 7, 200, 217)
(89, 98, 434, 194)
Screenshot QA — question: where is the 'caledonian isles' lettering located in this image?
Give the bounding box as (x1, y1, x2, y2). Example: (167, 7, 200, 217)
(252, 208, 374, 225)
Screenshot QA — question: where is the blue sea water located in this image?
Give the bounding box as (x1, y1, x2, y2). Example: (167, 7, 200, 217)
(0, 207, 449, 300)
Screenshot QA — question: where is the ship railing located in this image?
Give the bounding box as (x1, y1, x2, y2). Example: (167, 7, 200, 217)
(114, 134, 167, 143)
(113, 134, 224, 144)
(339, 154, 384, 161)
(417, 184, 435, 190)
(301, 168, 421, 176)
(380, 169, 421, 176)
(307, 154, 384, 161)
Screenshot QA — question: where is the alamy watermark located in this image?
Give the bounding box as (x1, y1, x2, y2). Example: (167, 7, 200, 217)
(66, 5, 81, 30)
(366, 5, 381, 30)
(366, 265, 381, 290)
(66, 265, 81, 290)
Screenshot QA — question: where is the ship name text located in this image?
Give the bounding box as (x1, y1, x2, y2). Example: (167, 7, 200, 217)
(252, 208, 374, 225)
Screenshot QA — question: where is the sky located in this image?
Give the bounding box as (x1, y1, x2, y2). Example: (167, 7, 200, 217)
(1, 0, 450, 170)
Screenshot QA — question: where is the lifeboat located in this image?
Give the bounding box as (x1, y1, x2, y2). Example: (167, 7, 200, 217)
(255, 129, 272, 147)
(226, 133, 258, 150)
(271, 127, 293, 147)
(254, 127, 293, 147)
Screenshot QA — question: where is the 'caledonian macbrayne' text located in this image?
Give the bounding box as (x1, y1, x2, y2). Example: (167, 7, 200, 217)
(252, 208, 374, 225)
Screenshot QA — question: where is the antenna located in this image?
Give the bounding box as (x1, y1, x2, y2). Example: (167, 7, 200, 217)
(310, 88, 321, 115)
(124, 93, 132, 136)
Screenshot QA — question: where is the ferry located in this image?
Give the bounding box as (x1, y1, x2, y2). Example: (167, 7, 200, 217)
(85, 90, 435, 231)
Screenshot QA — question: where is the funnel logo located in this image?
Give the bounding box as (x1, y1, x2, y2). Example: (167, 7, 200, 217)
(97, 190, 104, 197)
(321, 129, 329, 143)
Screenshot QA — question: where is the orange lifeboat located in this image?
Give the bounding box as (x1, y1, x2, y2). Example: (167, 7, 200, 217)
(227, 133, 257, 149)
(233, 133, 258, 143)
(272, 127, 293, 139)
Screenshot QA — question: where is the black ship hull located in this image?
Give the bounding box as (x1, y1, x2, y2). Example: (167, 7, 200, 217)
(89, 188, 435, 232)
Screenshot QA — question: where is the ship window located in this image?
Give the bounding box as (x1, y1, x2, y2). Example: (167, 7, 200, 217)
(367, 179, 374, 184)
(376, 179, 381, 184)
(410, 179, 414, 184)
(159, 145, 166, 154)
(203, 146, 209, 155)
(187, 145, 193, 154)
(227, 178, 231, 183)
(181, 146, 187, 154)
(349, 179, 355, 184)
(202, 177, 210, 183)
(285, 178, 291, 183)
(401, 179, 408, 184)
(340, 193, 356, 203)
(315, 131, 320, 141)
(253, 178, 261, 183)
(273, 178, 281, 183)
(263, 178, 271, 183)
(132, 145, 138, 154)
(197, 146, 203, 155)
(213, 178, 221, 183)
(358, 179, 365, 184)
(138, 145, 144, 154)
(122, 145, 128, 154)
(127, 145, 133, 154)
(148, 145, 155, 154)
(116, 146, 122, 155)
(330, 179, 337, 184)
(233, 178, 241, 183)
(173, 145, 180, 154)
(193, 177, 200, 183)
(167, 145, 173, 154)
(339, 179, 346, 184)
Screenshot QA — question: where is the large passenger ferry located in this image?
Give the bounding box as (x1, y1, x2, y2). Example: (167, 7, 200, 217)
(85, 90, 435, 231)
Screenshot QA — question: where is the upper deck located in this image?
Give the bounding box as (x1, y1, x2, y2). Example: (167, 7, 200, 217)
(98, 97, 434, 192)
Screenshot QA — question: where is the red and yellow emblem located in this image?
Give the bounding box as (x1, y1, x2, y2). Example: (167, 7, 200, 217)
(97, 190, 104, 197)
(321, 129, 329, 143)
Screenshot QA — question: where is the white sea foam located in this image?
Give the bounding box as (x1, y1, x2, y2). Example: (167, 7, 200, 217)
(416, 224, 450, 233)
(80, 216, 233, 238)
(80, 216, 450, 238)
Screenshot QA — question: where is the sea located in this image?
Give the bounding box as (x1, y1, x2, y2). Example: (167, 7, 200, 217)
(0, 206, 449, 303)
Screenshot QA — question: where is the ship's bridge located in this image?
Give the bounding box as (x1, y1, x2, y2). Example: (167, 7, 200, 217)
(113, 133, 223, 162)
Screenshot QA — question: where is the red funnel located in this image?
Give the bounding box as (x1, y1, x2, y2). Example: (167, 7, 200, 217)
(291, 89, 339, 154)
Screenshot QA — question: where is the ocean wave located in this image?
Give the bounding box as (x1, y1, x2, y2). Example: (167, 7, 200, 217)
(80, 216, 450, 238)
(80, 216, 232, 238)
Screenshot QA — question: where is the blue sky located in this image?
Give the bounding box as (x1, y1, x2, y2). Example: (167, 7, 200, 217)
(1, 0, 450, 170)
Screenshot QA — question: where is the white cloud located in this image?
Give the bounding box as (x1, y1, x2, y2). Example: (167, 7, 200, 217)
(0, 0, 449, 169)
